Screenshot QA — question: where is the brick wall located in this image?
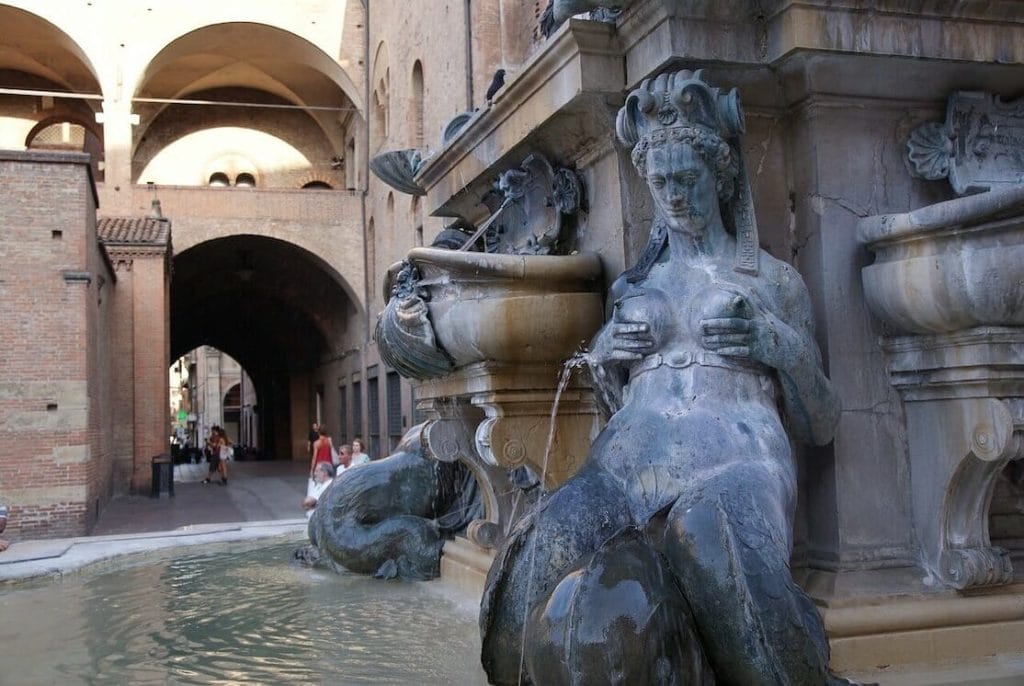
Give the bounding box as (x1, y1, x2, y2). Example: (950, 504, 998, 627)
(0, 150, 112, 539)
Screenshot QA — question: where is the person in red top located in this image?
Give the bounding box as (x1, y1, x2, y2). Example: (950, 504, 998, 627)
(310, 427, 334, 477)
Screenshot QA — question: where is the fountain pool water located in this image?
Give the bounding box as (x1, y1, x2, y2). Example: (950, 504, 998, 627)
(0, 539, 487, 685)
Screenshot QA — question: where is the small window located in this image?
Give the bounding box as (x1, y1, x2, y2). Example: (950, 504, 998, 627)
(235, 172, 256, 187)
(208, 172, 230, 187)
(303, 181, 332, 189)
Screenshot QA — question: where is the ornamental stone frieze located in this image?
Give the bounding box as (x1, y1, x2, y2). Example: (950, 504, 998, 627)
(908, 91, 1024, 195)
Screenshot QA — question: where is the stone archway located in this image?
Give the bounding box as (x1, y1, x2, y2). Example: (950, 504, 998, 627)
(171, 234, 361, 462)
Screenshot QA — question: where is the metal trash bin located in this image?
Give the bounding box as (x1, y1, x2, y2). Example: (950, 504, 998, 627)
(151, 453, 175, 498)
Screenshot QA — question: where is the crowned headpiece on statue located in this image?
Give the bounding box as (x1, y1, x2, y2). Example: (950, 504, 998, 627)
(616, 69, 759, 276)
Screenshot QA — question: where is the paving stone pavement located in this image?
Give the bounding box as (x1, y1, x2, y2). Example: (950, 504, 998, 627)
(0, 459, 312, 582)
(91, 458, 311, 535)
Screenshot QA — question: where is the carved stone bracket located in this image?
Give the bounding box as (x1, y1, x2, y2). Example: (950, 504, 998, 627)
(471, 388, 598, 488)
(414, 363, 600, 549)
(884, 329, 1024, 589)
(418, 401, 524, 549)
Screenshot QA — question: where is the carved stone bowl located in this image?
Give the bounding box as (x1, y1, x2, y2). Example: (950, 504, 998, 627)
(406, 247, 604, 367)
(858, 187, 1024, 334)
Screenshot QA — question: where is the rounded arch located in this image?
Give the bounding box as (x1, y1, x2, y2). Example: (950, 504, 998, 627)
(137, 22, 363, 112)
(295, 169, 337, 189)
(132, 22, 364, 161)
(173, 233, 362, 316)
(24, 112, 102, 149)
(0, 5, 103, 96)
(223, 382, 242, 407)
(0, 6, 104, 163)
(371, 41, 390, 149)
(131, 96, 345, 187)
(171, 234, 363, 462)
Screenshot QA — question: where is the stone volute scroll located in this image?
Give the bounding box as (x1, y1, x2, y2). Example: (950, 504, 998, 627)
(861, 89, 1024, 590)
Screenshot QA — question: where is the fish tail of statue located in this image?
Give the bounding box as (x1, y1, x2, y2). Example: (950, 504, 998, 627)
(663, 490, 830, 685)
(479, 466, 633, 685)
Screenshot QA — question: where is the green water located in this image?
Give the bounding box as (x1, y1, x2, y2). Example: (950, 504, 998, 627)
(0, 541, 488, 685)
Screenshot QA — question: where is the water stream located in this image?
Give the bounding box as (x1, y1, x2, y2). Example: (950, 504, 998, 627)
(515, 352, 589, 681)
(0, 540, 487, 685)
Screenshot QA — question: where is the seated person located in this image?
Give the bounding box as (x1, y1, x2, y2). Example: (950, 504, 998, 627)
(336, 444, 353, 471)
(303, 462, 335, 519)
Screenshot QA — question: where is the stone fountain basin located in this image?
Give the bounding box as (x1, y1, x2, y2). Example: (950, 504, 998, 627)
(858, 187, 1024, 335)
(406, 247, 604, 367)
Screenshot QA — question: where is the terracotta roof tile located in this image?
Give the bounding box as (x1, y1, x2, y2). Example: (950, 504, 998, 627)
(97, 216, 170, 245)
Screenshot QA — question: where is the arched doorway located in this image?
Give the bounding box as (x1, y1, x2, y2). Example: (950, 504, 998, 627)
(171, 235, 360, 462)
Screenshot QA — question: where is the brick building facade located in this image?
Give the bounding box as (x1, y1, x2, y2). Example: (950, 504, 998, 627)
(0, 0, 524, 538)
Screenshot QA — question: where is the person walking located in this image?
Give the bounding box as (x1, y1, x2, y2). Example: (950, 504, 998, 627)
(307, 421, 320, 460)
(216, 427, 232, 486)
(310, 427, 334, 477)
(203, 426, 230, 486)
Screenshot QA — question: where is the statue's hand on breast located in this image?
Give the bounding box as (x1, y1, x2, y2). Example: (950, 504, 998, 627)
(588, 313, 654, 366)
(699, 291, 796, 372)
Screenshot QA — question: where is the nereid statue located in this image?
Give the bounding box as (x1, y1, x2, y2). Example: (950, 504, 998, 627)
(479, 70, 851, 685)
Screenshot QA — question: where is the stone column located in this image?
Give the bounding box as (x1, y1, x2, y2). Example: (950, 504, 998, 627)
(98, 98, 137, 214)
(787, 93, 919, 575)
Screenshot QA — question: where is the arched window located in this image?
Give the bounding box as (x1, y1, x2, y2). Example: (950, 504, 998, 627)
(373, 78, 389, 147)
(302, 180, 332, 189)
(208, 172, 230, 187)
(411, 61, 424, 149)
(371, 42, 390, 150)
(235, 172, 256, 187)
(345, 137, 357, 189)
(367, 217, 377, 305)
(28, 121, 87, 150)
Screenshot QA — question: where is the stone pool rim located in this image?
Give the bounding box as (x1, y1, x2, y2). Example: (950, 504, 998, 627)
(0, 519, 308, 587)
